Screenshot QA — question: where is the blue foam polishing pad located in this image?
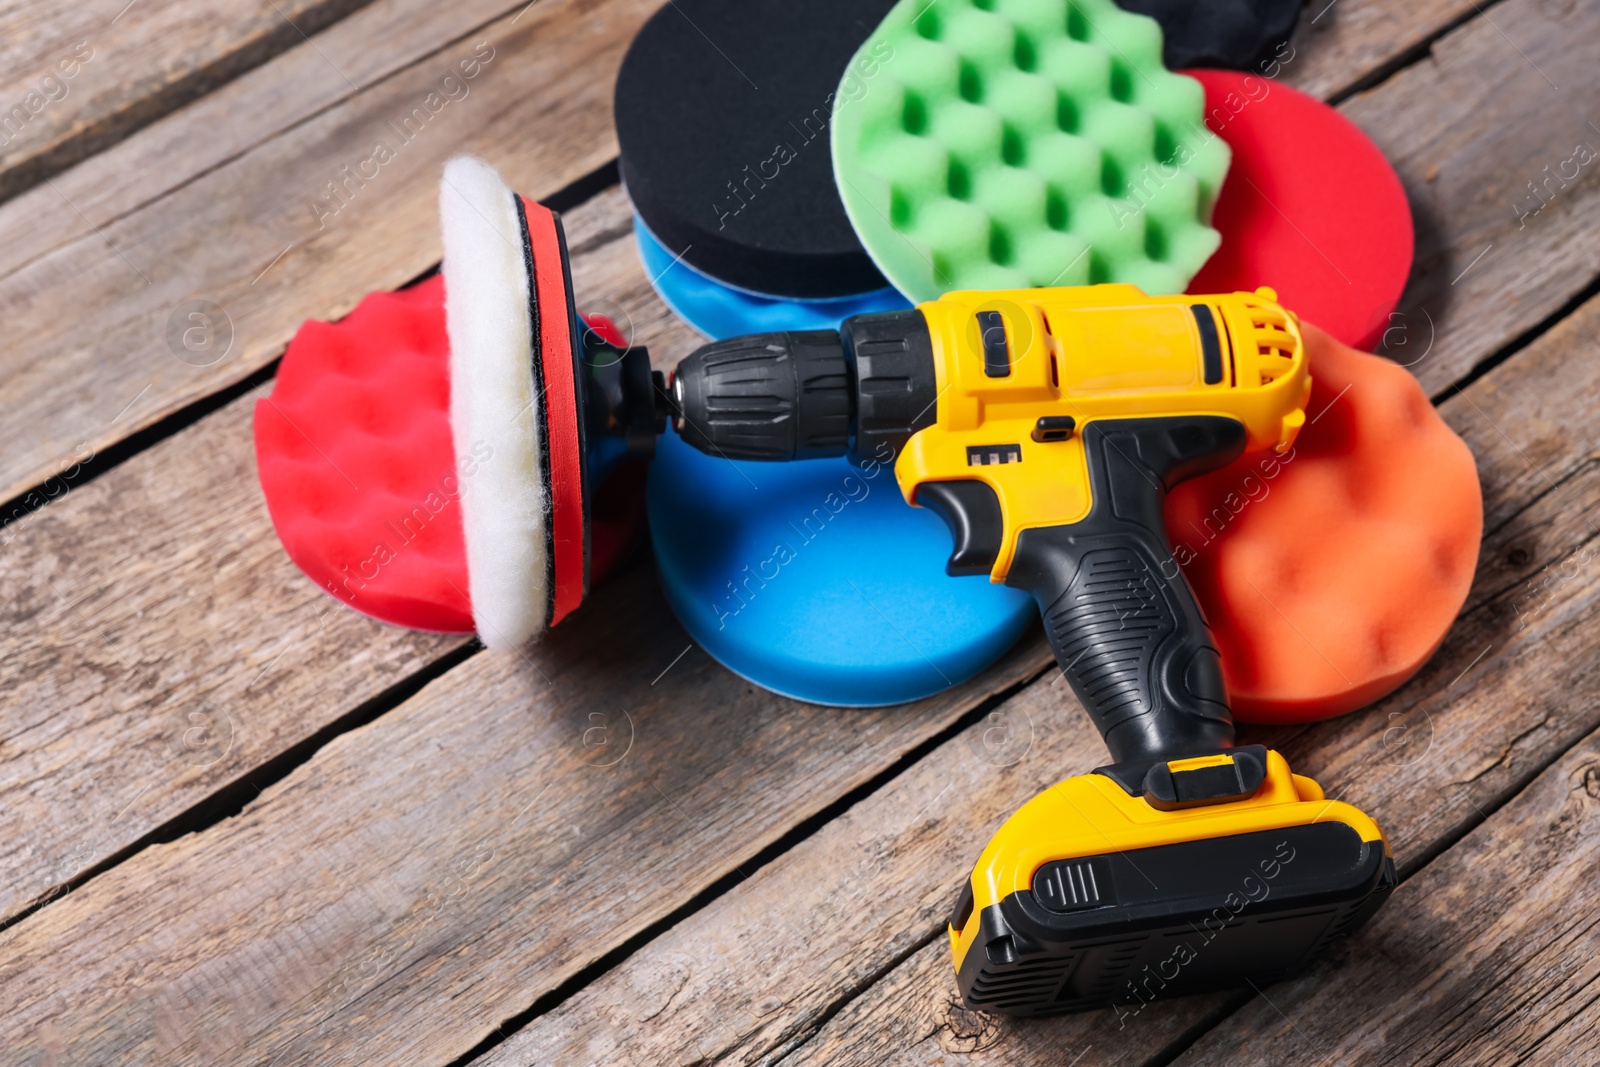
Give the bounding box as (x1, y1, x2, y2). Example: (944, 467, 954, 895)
(648, 426, 1036, 706)
(635, 215, 910, 340)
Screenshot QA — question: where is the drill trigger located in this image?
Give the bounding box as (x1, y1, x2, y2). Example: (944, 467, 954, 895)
(917, 480, 1005, 577)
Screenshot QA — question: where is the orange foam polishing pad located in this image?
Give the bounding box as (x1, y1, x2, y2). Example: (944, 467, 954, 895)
(1167, 324, 1482, 723)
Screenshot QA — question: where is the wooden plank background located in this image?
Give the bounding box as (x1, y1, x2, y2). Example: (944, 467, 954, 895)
(0, 0, 1595, 1064)
(0, 0, 374, 202)
(0, 0, 654, 506)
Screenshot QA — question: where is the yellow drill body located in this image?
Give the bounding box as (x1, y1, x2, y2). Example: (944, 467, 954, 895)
(895, 284, 1312, 581)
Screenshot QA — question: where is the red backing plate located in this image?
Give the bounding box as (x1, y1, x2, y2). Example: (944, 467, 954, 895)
(1185, 68, 1413, 351)
(521, 196, 586, 627)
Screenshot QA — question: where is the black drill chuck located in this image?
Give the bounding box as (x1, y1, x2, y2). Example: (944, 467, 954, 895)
(671, 330, 852, 460)
(669, 310, 938, 465)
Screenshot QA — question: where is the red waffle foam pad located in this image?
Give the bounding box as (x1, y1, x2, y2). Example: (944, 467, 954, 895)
(255, 274, 476, 632)
(1185, 69, 1413, 351)
(1167, 324, 1481, 723)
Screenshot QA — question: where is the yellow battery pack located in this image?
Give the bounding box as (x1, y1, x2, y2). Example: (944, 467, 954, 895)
(949, 748, 1394, 1015)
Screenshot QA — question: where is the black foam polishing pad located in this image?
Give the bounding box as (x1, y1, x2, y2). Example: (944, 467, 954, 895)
(615, 0, 899, 299)
(1114, 0, 1302, 71)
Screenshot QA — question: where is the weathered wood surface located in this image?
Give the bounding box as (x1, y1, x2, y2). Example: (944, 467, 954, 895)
(1347, 0, 1600, 395)
(1277, 0, 1479, 101)
(0, 0, 1551, 505)
(0, 383, 463, 926)
(778, 431, 1600, 1067)
(464, 289, 1600, 1067)
(0, 562, 1052, 1066)
(0, 0, 374, 204)
(0, 0, 1462, 286)
(0, 184, 703, 923)
(0, 0, 660, 507)
(0, 0, 537, 280)
(473, 663, 1235, 1067)
(0, 1, 1595, 1066)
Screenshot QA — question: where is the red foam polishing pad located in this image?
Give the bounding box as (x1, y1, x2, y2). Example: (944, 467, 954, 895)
(1167, 324, 1481, 723)
(255, 274, 475, 631)
(1185, 69, 1413, 351)
(255, 158, 645, 642)
(256, 156, 668, 646)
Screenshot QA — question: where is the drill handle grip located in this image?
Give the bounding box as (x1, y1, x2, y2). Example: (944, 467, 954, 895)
(1005, 417, 1248, 766)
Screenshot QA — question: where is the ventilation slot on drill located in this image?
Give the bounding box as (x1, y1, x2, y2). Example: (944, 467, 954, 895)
(1077, 939, 1144, 1002)
(1242, 303, 1297, 385)
(968, 956, 1075, 1010)
(967, 444, 1021, 465)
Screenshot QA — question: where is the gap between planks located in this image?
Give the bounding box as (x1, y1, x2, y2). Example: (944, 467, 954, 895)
(0, 156, 619, 539)
(0, 0, 1502, 508)
(0, 0, 381, 205)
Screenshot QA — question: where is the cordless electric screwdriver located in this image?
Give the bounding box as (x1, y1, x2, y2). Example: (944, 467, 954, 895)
(658, 284, 1396, 1015)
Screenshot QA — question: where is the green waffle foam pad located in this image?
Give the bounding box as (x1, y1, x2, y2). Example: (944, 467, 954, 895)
(831, 0, 1229, 301)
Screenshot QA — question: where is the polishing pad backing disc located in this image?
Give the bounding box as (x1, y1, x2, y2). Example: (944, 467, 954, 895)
(615, 0, 899, 298)
(648, 428, 1035, 707)
(635, 215, 910, 340)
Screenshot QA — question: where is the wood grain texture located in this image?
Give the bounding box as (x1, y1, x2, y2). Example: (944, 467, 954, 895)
(1171, 724, 1600, 1067)
(0, 0, 534, 281)
(739, 405, 1600, 1067)
(0, 184, 704, 924)
(0, 385, 464, 925)
(0, 0, 660, 506)
(1278, 0, 1478, 101)
(0, 4, 1592, 1066)
(470, 668, 1240, 1067)
(464, 291, 1600, 1067)
(0, 0, 1542, 932)
(0, 567, 1051, 1067)
(1343, 0, 1600, 395)
(0, 0, 1462, 283)
(0, 0, 374, 204)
